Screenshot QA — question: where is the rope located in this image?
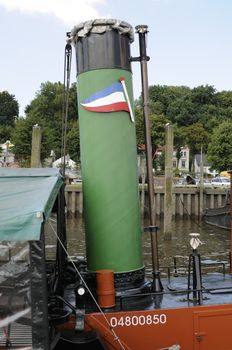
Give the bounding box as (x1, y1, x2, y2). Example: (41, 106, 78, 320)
(49, 219, 126, 350)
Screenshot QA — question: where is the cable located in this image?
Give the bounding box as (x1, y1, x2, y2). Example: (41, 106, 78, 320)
(49, 219, 126, 350)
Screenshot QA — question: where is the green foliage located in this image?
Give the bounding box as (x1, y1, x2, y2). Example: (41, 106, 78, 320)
(180, 122, 209, 170)
(66, 120, 80, 162)
(0, 125, 14, 143)
(167, 98, 197, 126)
(3, 80, 232, 171)
(149, 85, 191, 116)
(0, 91, 19, 127)
(190, 85, 217, 105)
(0, 91, 19, 142)
(135, 107, 169, 151)
(136, 84, 232, 171)
(12, 82, 79, 164)
(11, 117, 41, 164)
(154, 153, 165, 174)
(207, 120, 232, 172)
(180, 122, 209, 154)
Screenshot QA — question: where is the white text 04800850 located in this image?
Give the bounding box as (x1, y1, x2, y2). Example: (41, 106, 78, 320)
(109, 314, 167, 327)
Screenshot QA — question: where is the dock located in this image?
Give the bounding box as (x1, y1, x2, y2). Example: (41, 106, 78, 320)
(65, 185, 228, 217)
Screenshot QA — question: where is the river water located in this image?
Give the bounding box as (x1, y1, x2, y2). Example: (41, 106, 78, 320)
(66, 216, 230, 277)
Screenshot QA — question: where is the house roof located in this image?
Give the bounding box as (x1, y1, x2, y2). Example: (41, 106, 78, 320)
(52, 154, 76, 168)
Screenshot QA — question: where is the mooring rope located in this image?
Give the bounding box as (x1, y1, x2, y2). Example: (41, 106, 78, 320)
(49, 219, 126, 350)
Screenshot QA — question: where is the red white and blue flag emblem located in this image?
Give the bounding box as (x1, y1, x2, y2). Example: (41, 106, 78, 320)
(80, 82, 130, 113)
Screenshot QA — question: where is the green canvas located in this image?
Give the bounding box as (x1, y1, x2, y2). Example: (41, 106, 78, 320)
(0, 168, 63, 241)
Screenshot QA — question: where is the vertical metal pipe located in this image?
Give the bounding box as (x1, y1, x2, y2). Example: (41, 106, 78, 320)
(135, 25, 162, 291)
(56, 186, 67, 293)
(29, 231, 50, 350)
(62, 43, 72, 177)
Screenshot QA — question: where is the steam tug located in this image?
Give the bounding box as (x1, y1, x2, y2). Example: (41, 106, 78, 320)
(1, 19, 232, 350)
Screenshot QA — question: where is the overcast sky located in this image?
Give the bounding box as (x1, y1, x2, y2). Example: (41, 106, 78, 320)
(0, 0, 231, 116)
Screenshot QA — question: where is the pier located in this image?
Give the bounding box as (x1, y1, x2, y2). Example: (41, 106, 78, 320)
(65, 185, 228, 217)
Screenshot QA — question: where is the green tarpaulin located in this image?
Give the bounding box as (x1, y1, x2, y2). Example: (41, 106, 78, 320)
(0, 168, 63, 241)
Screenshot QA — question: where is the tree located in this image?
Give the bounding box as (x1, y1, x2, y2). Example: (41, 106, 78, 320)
(0, 91, 19, 143)
(135, 107, 169, 151)
(0, 91, 19, 126)
(66, 120, 80, 162)
(166, 98, 197, 126)
(149, 85, 191, 115)
(207, 120, 232, 172)
(11, 117, 32, 166)
(217, 90, 232, 109)
(190, 85, 217, 105)
(173, 126, 186, 165)
(12, 81, 78, 164)
(0, 125, 13, 143)
(180, 123, 209, 171)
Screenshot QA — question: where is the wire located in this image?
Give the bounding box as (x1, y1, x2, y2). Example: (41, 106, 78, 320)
(49, 219, 126, 350)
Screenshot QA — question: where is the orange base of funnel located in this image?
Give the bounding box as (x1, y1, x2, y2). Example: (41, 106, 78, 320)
(96, 269, 115, 308)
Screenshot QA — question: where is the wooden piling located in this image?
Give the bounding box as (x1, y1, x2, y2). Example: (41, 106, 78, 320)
(31, 124, 42, 168)
(65, 185, 228, 217)
(164, 124, 173, 239)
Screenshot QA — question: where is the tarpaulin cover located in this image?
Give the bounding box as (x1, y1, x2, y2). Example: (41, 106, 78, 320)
(0, 168, 63, 241)
(69, 18, 134, 44)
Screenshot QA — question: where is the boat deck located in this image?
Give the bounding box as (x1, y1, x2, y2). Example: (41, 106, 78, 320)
(163, 272, 232, 308)
(1, 270, 232, 348)
(116, 272, 232, 311)
(0, 320, 31, 348)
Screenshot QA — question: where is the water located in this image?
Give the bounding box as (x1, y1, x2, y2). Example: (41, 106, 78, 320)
(66, 216, 231, 277)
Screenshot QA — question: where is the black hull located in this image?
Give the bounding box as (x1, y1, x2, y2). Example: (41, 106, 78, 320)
(203, 204, 230, 230)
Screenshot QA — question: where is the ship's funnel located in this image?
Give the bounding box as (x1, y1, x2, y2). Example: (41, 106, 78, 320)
(69, 19, 143, 278)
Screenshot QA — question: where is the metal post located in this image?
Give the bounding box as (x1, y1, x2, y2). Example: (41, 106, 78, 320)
(55, 186, 68, 294)
(29, 231, 50, 350)
(61, 43, 72, 177)
(135, 25, 163, 292)
(188, 251, 203, 305)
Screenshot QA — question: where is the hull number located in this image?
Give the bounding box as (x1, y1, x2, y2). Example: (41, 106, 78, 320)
(110, 314, 167, 327)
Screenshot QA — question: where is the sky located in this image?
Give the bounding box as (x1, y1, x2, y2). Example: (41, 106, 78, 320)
(0, 0, 231, 116)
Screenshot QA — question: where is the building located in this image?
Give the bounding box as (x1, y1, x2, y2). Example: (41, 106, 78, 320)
(173, 146, 190, 173)
(138, 144, 190, 174)
(193, 153, 216, 176)
(0, 140, 16, 167)
(52, 154, 76, 169)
